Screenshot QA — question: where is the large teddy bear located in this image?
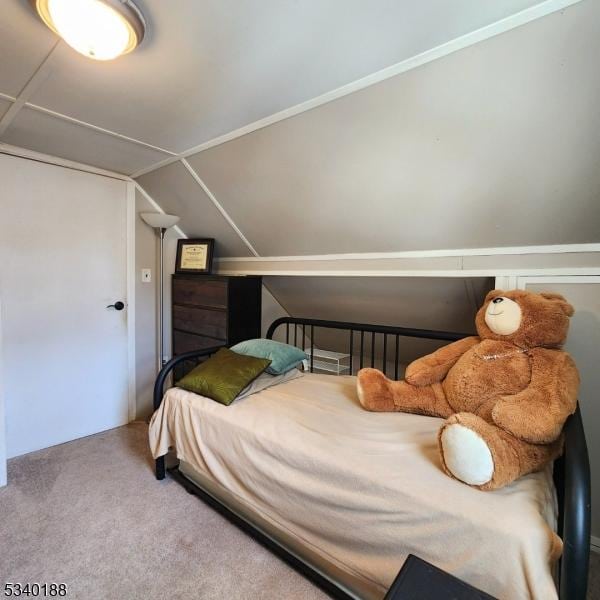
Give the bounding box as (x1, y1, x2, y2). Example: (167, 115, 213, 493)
(356, 289, 579, 490)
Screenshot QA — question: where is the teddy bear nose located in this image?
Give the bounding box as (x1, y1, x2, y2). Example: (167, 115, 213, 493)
(492, 298, 504, 304)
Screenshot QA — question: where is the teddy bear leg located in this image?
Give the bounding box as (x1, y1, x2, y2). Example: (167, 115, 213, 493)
(439, 412, 562, 490)
(357, 368, 454, 417)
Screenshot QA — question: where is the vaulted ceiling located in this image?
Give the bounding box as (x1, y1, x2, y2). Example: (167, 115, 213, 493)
(0, 0, 572, 173)
(2, 0, 599, 259)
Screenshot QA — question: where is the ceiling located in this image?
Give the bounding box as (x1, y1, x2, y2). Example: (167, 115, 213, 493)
(2, 0, 597, 262)
(138, 0, 600, 256)
(1, 0, 556, 175)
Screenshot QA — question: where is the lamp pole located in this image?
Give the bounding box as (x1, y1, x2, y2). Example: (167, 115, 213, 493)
(158, 226, 166, 371)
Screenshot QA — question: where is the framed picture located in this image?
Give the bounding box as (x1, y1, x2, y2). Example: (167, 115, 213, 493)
(175, 238, 215, 274)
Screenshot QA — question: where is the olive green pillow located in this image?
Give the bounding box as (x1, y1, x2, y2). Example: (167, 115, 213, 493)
(176, 347, 271, 406)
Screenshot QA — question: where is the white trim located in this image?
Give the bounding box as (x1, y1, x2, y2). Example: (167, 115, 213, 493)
(132, 155, 176, 178)
(126, 182, 137, 422)
(0, 41, 60, 137)
(180, 159, 260, 257)
(0, 142, 131, 181)
(0, 92, 16, 102)
(132, 0, 584, 178)
(591, 535, 600, 554)
(494, 275, 518, 289)
(217, 268, 600, 278)
(132, 181, 188, 239)
(216, 244, 600, 263)
(516, 275, 600, 287)
(26, 102, 178, 158)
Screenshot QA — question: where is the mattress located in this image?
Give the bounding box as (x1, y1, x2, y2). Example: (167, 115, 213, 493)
(149, 373, 560, 600)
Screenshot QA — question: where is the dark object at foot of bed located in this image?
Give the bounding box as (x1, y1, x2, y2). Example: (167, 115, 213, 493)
(152, 317, 591, 600)
(386, 554, 496, 599)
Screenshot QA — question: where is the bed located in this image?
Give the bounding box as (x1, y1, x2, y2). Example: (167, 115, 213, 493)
(149, 317, 591, 600)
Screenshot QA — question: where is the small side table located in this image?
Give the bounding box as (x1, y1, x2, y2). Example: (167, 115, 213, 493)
(384, 554, 497, 600)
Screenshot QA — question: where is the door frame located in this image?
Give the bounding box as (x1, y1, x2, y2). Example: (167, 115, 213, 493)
(126, 180, 137, 422)
(0, 147, 137, 485)
(0, 294, 6, 486)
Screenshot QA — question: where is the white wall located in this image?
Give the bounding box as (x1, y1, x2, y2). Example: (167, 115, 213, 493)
(0, 294, 6, 486)
(261, 286, 290, 342)
(134, 189, 184, 419)
(523, 280, 600, 539)
(134, 191, 158, 420)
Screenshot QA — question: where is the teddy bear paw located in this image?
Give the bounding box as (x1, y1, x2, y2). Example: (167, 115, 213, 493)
(440, 423, 494, 486)
(356, 368, 395, 411)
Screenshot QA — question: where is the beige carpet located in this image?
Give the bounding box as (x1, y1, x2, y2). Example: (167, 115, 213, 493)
(0, 423, 326, 600)
(1, 422, 598, 600)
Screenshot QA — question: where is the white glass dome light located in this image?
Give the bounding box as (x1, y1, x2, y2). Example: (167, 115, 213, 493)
(33, 0, 146, 61)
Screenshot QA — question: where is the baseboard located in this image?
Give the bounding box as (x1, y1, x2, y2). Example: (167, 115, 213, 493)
(591, 536, 600, 554)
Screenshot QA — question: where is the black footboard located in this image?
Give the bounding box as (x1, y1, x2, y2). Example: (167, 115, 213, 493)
(554, 405, 591, 600)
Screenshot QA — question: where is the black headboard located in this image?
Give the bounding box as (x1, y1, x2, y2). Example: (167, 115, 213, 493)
(266, 316, 471, 377)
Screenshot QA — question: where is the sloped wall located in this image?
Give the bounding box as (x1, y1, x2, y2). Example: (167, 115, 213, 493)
(136, 162, 251, 258)
(264, 276, 492, 367)
(134, 0, 599, 421)
(137, 0, 600, 258)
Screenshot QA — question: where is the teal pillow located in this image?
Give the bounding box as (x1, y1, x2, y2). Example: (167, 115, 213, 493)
(176, 347, 271, 405)
(230, 339, 307, 375)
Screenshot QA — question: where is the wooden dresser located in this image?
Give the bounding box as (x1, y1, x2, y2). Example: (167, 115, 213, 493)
(171, 274, 262, 378)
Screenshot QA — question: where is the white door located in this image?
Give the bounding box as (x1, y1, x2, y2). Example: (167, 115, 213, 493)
(0, 154, 130, 458)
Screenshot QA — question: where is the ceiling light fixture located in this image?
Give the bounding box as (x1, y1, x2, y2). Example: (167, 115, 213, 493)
(32, 0, 146, 61)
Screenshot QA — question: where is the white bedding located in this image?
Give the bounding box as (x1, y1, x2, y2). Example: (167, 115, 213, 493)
(149, 373, 561, 600)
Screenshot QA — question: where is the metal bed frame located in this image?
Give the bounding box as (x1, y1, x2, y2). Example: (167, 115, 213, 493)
(153, 316, 591, 600)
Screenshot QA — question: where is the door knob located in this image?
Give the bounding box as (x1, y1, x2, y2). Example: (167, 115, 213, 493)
(107, 301, 125, 311)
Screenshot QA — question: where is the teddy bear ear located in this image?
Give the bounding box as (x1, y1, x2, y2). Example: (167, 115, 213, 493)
(484, 289, 504, 303)
(540, 292, 575, 317)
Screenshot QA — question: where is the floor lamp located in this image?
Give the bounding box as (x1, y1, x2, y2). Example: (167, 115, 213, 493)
(140, 212, 180, 372)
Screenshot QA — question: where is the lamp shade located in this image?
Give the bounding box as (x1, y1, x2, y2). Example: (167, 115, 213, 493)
(140, 213, 180, 229)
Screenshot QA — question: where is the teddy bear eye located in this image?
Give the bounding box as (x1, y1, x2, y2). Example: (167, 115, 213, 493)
(492, 298, 504, 304)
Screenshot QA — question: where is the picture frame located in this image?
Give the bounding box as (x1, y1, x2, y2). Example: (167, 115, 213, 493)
(175, 238, 215, 274)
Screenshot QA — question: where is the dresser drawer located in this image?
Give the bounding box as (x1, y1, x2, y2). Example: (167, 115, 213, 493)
(173, 330, 225, 355)
(173, 305, 227, 339)
(172, 278, 227, 309)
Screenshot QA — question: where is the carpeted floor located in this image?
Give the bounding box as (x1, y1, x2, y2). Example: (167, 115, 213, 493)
(0, 423, 326, 600)
(1, 423, 598, 600)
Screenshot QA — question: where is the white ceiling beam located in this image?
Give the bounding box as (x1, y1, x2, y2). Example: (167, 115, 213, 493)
(180, 159, 260, 257)
(26, 102, 178, 158)
(0, 40, 176, 165)
(0, 40, 61, 137)
(131, 0, 584, 179)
